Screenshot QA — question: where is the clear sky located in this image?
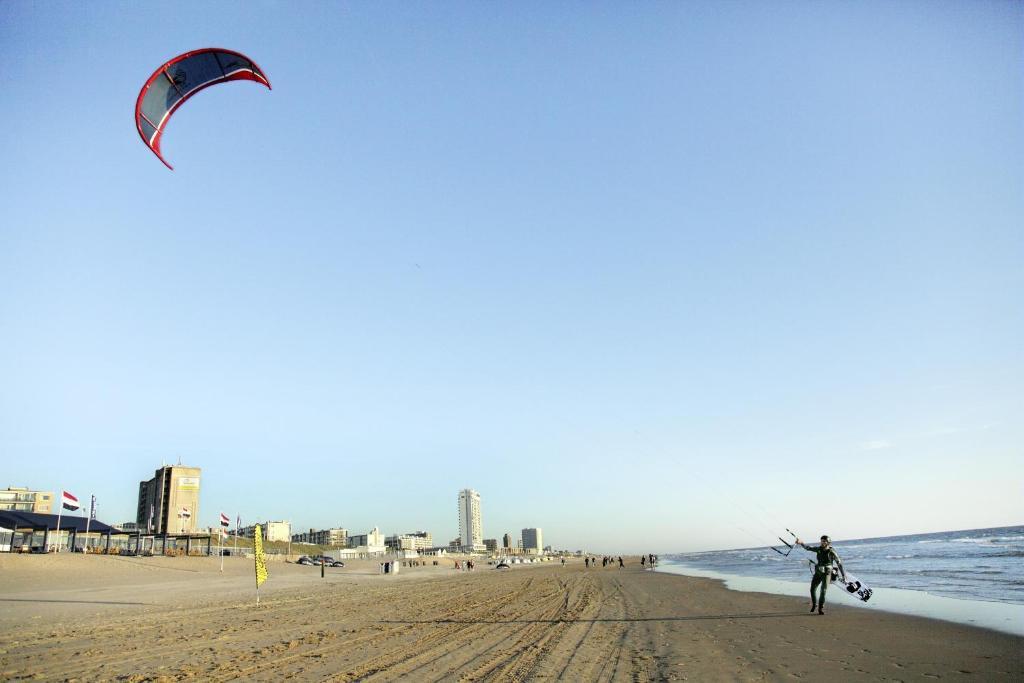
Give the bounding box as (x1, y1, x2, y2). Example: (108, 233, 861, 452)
(1, 2, 1021, 553)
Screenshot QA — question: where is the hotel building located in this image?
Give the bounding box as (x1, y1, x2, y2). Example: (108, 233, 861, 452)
(136, 465, 201, 534)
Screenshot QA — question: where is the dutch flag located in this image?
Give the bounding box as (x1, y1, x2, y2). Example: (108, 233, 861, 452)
(220, 512, 230, 527)
(61, 491, 80, 512)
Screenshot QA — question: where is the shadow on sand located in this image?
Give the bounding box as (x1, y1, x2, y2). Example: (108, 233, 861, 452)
(382, 612, 810, 625)
(0, 598, 151, 606)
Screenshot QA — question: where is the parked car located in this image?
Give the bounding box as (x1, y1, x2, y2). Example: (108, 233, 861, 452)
(297, 555, 315, 565)
(329, 560, 345, 567)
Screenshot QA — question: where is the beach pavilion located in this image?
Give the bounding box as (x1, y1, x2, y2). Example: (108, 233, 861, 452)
(0, 511, 129, 553)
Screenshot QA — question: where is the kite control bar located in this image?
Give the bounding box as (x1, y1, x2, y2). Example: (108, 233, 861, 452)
(769, 529, 805, 558)
(770, 537, 794, 557)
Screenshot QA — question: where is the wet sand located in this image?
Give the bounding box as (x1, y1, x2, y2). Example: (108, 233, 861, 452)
(0, 554, 1020, 681)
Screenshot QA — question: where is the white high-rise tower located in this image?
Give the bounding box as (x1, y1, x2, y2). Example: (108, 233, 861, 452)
(458, 488, 484, 551)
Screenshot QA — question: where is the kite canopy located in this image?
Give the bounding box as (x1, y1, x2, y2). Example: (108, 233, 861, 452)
(135, 48, 271, 169)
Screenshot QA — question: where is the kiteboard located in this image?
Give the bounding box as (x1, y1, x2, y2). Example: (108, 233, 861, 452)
(826, 565, 873, 602)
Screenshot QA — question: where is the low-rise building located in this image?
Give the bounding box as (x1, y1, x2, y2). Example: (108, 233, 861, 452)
(348, 527, 386, 553)
(385, 531, 433, 551)
(292, 527, 348, 546)
(0, 487, 54, 514)
(484, 538, 498, 552)
(240, 521, 291, 543)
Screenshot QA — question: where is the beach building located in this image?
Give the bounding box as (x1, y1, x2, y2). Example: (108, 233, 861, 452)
(240, 521, 291, 542)
(385, 531, 433, 551)
(292, 527, 348, 546)
(136, 465, 201, 534)
(522, 528, 543, 555)
(458, 488, 485, 552)
(484, 538, 498, 552)
(334, 527, 385, 557)
(0, 487, 54, 514)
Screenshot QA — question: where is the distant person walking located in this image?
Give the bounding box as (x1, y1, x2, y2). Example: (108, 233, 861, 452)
(585, 557, 590, 568)
(796, 535, 845, 615)
(641, 555, 646, 567)
(618, 556, 624, 568)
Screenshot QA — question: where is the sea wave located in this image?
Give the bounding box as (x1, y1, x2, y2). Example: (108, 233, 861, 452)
(950, 536, 1022, 545)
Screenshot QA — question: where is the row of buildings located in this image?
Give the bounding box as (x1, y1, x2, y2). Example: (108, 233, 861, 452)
(4, 474, 551, 557)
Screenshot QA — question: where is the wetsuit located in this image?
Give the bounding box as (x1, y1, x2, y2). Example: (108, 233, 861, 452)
(800, 543, 843, 610)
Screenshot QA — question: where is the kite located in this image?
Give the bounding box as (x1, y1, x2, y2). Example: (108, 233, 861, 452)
(135, 48, 271, 169)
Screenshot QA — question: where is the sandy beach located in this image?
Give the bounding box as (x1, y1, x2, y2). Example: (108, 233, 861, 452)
(0, 554, 1020, 681)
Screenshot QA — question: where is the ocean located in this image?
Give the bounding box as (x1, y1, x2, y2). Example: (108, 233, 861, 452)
(658, 525, 1024, 635)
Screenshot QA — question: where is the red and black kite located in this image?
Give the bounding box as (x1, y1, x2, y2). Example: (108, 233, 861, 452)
(135, 48, 271, 169)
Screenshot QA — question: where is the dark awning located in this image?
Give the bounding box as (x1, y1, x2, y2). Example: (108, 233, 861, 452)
(0, 511, 125, 534)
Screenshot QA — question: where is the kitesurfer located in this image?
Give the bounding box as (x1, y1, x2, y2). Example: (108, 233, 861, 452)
(796, 535, 845, 615)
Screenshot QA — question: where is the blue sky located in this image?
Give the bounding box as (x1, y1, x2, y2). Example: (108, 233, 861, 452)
(1, 2, 1021, 553)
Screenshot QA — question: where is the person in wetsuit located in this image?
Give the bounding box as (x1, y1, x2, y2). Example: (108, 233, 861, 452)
(796, 535, 845, 615)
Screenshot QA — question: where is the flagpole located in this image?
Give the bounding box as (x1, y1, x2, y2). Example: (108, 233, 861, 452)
(219, 527, 225, 572)
(84, 495, 93, 554)
(54, 496, 63, 553)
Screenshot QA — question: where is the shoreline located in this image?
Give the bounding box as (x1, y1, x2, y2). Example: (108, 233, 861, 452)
(2, 554, 1021, 680)
(656, 559, 1024, 637)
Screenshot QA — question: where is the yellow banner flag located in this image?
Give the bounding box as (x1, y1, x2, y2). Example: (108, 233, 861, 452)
(254, 524, 268, 588)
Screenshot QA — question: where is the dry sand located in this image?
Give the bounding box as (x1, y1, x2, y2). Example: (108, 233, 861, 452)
(0, 554, 1020, 681)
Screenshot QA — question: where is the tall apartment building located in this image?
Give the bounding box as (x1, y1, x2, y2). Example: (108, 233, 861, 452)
(136, 465, 201, 534)
(503, 533, 512, 549)
(522, 528, 543, 554)
(0, 487, 54, 514)
(458, 488, 485, 551)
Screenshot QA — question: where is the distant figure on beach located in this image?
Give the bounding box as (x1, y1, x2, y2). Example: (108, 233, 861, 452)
(602, 557, 607, 568)
(618, 556, 624, 568)
(561, 558, 565, 567)
(585, 557, 589, 568)
(796, 535, 845, 615)
(641, 555, 646, 567)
